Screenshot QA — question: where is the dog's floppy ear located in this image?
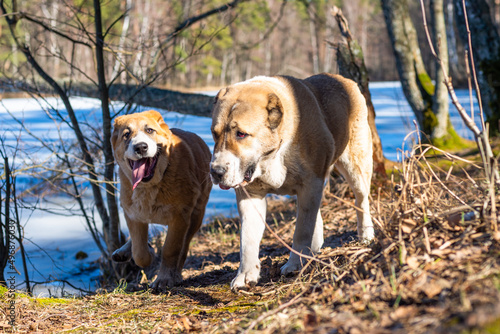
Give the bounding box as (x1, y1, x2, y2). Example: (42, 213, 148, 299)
(213, 87, 228, 104)
(110, 116, 124, 149)
(267, 93, 283, 130)
(142, 110, 170, 133)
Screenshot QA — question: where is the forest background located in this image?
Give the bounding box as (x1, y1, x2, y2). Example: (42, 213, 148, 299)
(3, 0, 497, 90)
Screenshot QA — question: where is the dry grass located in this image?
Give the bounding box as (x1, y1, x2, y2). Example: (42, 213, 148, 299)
(1, 143, 500, 333)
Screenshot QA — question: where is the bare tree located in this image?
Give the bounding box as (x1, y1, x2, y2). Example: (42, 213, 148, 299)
(431, 0, 450, 140)
(0, 148, 30, 293)
(0, 0, 246, 284)
(381, 0, 464, 147)
(331, 7, 387, 178)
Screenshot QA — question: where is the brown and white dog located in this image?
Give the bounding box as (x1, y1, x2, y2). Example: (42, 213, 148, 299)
(210, 73, 374, 290)
(111, 110, 211, 290)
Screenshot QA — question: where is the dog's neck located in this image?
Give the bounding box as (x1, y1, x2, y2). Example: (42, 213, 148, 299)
(256, 139, 290, 189)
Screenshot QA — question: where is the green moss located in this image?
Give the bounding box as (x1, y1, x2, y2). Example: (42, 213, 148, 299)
(459, 317, 500, 334)
(35, 297, 72, 306)
(418, 72, 435, 96)
(483, 318, 500, 333)
(431, 125, 475, 151)
(111, 309, 154, 319)
(205, 301, 266, 314)
(423, 107, 438, 134)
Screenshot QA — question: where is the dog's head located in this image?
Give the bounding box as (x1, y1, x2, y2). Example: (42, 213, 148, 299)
(111, 110, 171, 190)
(210, 84, 284, 189)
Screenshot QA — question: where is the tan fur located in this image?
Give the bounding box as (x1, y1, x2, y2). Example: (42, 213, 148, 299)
(210, 73, 374, 290)
(111, 110, 211, 290)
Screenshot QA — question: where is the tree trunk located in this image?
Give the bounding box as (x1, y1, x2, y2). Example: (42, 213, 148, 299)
(111, 0, 132, 83)
(332, 7, 386, 178)
(453, 0, 500, 132)
(381, 0, 431, 132)
(446, 0, 461, 79)
(265, 37, 272, 76)
(381, 0, 465, 147)
(308, 7, 320, 73)
(94, 0, 124, 253)
(0, 157, 10, 286)
(431, 0, 451, 140)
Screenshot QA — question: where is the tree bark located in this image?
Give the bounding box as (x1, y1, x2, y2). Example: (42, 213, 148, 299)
(431, 0, 451, 139)
(332, 7, 386, 178)
(446, 0, 460, 79)
(381, 0, 463, 146)
(0, 157, 10, 286)
(94, 0, 123, 253)
(381, 0, 431, 132)
(308, 6, 320, 73)
(453, 0, 500, 131)
(111, 0, 132, 83)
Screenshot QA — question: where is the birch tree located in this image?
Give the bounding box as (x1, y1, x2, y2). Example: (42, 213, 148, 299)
(381, 0, 465, 147)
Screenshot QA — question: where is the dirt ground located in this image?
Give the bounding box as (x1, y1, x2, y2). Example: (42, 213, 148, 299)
(1, 148, 500, 333)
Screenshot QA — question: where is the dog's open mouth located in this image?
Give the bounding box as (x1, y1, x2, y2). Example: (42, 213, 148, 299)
(239, 165, 255, 187)
(129, 153, 159, 190)
(244, 166, 254, 182)
(218, 165, 255, 190)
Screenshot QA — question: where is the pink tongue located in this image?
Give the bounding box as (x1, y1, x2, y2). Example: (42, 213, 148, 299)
(219, 184, 230, 190)
(132, 159, 147, 190)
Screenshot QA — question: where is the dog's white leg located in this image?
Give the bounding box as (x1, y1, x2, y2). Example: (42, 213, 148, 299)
(231, 189, 266, 291)
(281, 177, 324, 275)
(311, 209, 324, 252)
(336, 148, 374, 241)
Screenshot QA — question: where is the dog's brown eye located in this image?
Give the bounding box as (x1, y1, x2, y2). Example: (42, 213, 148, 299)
(145, 128, 154, 134)
(211, 130, 219, 140)
(123, 132, 130, 140)
(236, 131, 248, 139)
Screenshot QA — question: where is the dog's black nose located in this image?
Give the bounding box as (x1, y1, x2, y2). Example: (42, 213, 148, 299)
(210, 165, 226, 181)
(134, 142, 148, 155)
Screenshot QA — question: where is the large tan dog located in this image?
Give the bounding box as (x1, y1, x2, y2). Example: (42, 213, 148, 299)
(210, 73, 374, 290)
(111, 110, 211, 290)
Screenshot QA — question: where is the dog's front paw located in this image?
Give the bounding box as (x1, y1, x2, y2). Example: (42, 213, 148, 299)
(280, 260, 302, 276)
(231, 267, 260, 291)
(132, 243, 156, 268)
(112, 241, 132, 263)
(360, 226, 375, 243)
(150, 268, 182, 292)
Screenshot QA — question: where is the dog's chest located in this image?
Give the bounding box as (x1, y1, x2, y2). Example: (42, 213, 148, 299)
(122, 188, 173, 224)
